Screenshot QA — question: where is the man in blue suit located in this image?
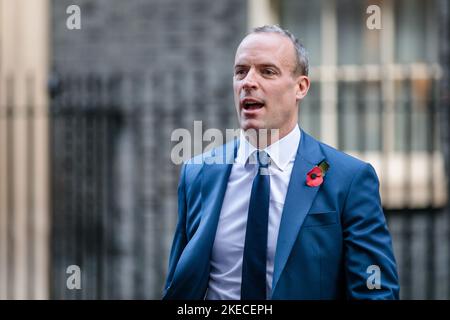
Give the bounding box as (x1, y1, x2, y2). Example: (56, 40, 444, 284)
(163, 25, 399, 300)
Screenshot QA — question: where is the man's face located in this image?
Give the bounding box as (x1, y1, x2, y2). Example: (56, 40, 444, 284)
(233, 32, 309, 139)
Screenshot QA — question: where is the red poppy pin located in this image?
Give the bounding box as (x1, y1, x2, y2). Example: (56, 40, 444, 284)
(306, 160, 329, 187)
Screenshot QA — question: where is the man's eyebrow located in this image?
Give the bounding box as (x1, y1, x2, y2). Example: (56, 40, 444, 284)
(259, 63, 280, 70)
(234, 64, 248, 69)
(234, 63, 281, 70)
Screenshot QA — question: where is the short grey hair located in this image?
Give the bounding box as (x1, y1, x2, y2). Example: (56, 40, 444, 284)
(250, 25, 309, 76)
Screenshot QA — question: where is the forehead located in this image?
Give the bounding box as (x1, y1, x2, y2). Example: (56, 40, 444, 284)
(234, 33, 296, 68)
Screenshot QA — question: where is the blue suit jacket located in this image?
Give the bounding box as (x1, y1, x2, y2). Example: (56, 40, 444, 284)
(163, 130, 399, 299)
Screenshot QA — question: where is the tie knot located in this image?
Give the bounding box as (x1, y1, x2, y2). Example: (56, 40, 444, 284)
(257, 151, 270, 168)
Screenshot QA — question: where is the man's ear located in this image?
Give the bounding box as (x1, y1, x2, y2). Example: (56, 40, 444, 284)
(295, 75, 310, 101)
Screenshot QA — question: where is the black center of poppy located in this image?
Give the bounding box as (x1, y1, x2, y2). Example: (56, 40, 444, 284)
(311, 173, 317, 179)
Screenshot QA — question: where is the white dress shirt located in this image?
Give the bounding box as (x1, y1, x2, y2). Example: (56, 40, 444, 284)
(206, 125, 301, 300)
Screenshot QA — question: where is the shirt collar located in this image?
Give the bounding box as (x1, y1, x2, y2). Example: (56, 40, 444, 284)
(235, 124, 301, 172)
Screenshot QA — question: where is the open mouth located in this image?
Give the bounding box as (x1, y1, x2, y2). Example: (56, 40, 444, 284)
(242, 99, 265, 110)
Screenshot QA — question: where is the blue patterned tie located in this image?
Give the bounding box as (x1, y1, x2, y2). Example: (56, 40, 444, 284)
(241, 150, 270, 300)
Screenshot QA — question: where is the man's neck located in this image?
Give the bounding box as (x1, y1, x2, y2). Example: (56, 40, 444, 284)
(243, 124, 297, 149)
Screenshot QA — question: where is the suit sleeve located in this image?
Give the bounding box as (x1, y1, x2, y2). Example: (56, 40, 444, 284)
(342, 163, 400, 299)
(163, 163, 188, 297)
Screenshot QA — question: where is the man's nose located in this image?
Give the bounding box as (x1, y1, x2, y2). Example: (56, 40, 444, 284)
(241, 70, 258, 90)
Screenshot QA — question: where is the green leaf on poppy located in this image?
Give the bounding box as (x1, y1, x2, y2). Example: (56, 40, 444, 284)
(318, 160, 329, 176)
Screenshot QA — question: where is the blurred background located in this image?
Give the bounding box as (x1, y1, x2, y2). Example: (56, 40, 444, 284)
(0, 0, 449, 299)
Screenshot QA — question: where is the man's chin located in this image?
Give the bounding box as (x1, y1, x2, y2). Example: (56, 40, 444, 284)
(240, 120, 266, 132)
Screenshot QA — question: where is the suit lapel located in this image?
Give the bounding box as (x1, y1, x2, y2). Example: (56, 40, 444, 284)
(271, 130, 325, 295)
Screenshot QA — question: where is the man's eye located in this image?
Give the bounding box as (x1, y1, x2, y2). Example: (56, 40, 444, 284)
(235, 69, 246, 76)
(263, 69, 276, 75)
